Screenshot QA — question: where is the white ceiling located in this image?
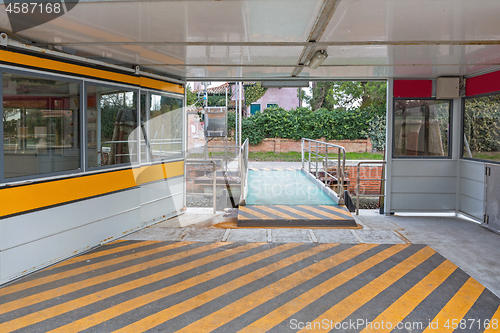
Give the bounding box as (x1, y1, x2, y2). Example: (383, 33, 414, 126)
(1, 0, 500, 81)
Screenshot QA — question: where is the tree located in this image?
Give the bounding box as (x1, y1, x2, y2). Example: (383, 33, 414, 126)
(308, 82, 335, 111)
(186, 85, 199, 106)
(329, 81, 386, 109)
(307, 81, 386, 110)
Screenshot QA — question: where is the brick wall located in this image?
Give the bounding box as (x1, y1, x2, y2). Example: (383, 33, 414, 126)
(345, 165, 383, 195)
(208, 138, 372, 153)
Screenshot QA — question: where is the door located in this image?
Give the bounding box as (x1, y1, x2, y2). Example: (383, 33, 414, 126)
(484, 163, 500, 233)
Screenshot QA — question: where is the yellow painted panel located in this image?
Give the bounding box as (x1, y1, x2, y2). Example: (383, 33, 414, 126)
(0, 161, 184, 218)
(0, 50, 183, 93)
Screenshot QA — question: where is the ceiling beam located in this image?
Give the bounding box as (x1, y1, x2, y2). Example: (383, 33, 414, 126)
(49, 40, 500, 47)
(291, 0, 342, 77)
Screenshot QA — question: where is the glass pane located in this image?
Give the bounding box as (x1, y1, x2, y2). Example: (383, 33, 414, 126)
(463, 95, 500, 161)
(140, 93, 148, 162)
(86, 85, 137, 168)
(149, 94, 183, 161)
(3, 73, 80, 179)
(394, 99, 450, 157)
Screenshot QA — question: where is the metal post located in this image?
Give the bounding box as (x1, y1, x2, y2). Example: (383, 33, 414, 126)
(238, 82, 242, 147)
(337, 147, 341, 196)
(356, 162, 360, 215)
(301, 139, 304, 170)
(308, 140, 311, 173)
(324, 145, 328, 186)
(315, 141, 319, 179)
(212, 161, 217, 214)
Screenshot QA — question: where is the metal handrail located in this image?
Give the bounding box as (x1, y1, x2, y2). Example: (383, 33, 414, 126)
(185, 159, 219, 213)
(355, 161, 386, 215)
(239, 138, 249, 205)
(301, 138, 346, 203)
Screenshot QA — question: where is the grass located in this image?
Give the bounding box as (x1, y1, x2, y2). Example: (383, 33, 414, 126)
(187, 151, 384, 161)
(470, 151, 500, 161)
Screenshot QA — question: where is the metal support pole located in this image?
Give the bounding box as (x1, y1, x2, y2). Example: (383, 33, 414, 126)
(238, 81, 242, 147)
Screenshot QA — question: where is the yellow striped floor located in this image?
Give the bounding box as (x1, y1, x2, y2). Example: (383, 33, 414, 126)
(0, 240, 498, 332)
(238, 205, 356, 227)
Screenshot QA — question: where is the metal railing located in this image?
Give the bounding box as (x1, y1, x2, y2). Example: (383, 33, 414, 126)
(239, 138, 249, 205)
(355, 161, 386, 215)
(185, 159, 219, 213)
(301, 138, 346, 202)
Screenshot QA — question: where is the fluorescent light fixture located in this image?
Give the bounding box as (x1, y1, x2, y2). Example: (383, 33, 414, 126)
(308, 50, 328, 69)
(261, 80, 310, 88)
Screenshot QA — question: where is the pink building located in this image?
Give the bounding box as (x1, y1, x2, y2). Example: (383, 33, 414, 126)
(247, 87, 301, 115)
(192, 82, 302, 116)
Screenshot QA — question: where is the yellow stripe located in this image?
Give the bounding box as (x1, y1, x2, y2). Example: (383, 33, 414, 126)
(0, 241, 158, 297)
(176, 244, 378, 333)
(297, 246, 436, 333)
(359, 260, 457, 333)
(422, 277, 485, 333)
(319, 205, 354, 218)
(484, 306, 500, 333)
(47, 241, 157, 270)
(0, 241, 225, 316)
(0, 50, 183, 93)
(276, 205, 320, 220)
(1, 243, 262, 333)
(256, 206, 297, 220)
(238, 206, 274, 220)
(298, 205, 343, 220)
(239, 244, 409, 333)
(115, 243, 340, 333)
(237, 215, 250, 220)
(0, 161, 183, 218)
(47, 243, 299, 333)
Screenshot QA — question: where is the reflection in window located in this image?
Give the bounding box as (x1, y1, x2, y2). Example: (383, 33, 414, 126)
(394, 100, 450, 157)
(86, 85, 137, 168)
(3, 73, 80, 179)
(148, 94, 182, 161)
(463, 95, 500, 162)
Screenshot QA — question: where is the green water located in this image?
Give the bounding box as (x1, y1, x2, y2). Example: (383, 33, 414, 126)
(246, 170, 337, 205)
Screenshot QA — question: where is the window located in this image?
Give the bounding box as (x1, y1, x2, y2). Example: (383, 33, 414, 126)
(86, 85, 137, 168)
(250, 103, 261, 115)
(148, 94, 183, 161)
(266, 103, 278, 108)
(463, 94, 500, 162)
(394, 99, 451, 157)
(3, 72, 80, 179)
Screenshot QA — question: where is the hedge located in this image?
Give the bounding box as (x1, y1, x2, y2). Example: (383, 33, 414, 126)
(228, 106, 386, 148)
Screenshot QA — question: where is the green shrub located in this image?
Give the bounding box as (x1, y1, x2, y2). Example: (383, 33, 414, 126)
(227, 105, 385, 146)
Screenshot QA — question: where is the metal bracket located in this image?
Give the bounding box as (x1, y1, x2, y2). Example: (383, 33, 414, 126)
(486, 166, 491, 176)
(0, 33, 8, 46)
(484, 214, 489, 224)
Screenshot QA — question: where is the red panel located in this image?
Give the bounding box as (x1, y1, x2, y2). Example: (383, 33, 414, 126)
(466, 70, 500, 97)
(394, 80, 432, 98)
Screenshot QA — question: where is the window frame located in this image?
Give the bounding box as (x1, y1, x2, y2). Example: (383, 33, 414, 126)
(266, 103, 279, 109)
(84, 81, 140, 171)
(250, 103, 262, 115)
(392, 97, 453, 159)
(461, 91, 500, 164)
(1, 68, 84, 183)
(146, 91, 184, 163)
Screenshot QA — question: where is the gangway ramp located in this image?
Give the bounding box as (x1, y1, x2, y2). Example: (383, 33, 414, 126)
(237, 169, 356, 227)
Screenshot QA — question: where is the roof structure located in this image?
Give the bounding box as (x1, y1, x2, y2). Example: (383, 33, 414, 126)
(1, 0, 500, 81)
